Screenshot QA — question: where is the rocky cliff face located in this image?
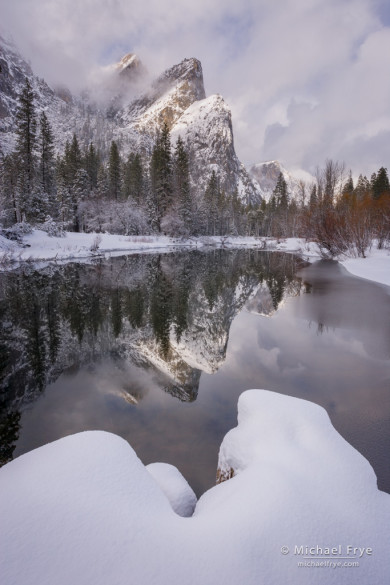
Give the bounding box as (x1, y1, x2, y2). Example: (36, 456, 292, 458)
(0, 36, 117, 156)
(120, 57, 206, 132)
(0, 37, 261, 204)
(171, 95, 260, 204)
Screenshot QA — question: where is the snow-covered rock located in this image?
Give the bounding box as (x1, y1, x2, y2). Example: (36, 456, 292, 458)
(146, 462, 197, 517)
(0, 390, 389, 585)
(120, 57, 206, 134)
(172, 94, 260, 204)
(249, 160, 304, 203)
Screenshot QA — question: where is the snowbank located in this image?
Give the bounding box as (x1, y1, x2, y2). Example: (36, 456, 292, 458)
(340, 247, 390, 287)
(146, 462, 197, 517)
(1, 390, 389, 585)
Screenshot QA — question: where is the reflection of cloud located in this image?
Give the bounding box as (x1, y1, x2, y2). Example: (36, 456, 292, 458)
(256, 345, 305, 377)
(2, 1, 390, 175)
(257, 346, 280, 370)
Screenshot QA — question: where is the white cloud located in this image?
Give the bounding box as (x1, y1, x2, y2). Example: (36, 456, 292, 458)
(1, 0, 389, 176)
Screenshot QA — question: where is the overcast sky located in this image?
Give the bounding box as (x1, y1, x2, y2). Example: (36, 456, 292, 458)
(2, 0, 390, 177)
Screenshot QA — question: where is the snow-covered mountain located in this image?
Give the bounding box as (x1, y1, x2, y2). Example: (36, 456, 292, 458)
(249, 160, 304, 203)
(0, 36, 261, 204)
(0, 35, 117, 156)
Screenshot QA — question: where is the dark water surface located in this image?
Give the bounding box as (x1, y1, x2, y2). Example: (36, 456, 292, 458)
(0, 250, 389, 496)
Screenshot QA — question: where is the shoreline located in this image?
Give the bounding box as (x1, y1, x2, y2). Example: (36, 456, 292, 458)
(1, 230, 389, 288)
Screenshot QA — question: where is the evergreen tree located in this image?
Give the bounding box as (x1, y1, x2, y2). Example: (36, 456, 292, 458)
(85, 143, 100, 192)
(123, 152, 144, 202)
(38, 111, 55, 197)
(108, 141, 121, 200)
(230, 190, 244, 235)
(96, 163, 109, 199)
(273, 172, 288, 209)
(150, 259, 173, 357)
(73, 168, 90, 231)
(64, 135, 83, 231)
(342, 171, 354, 195)
(0, 153, 19, 225)
(67, 134, 82, 179)
(111, 288, 123, 337)
(56, 155, 72, 225)
(204, 170, 219, 235)
(150, 123, 172, 231)
(124, 286, 145, 329)
(372, 167, 390, 199)
(173, 136, 192, 232)
(272, 172, 289, 237)
(15, 78, 37, 220)
(354, 174, 371, 200)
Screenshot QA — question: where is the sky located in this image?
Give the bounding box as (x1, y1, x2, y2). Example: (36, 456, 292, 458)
(1, 0, 390, 177)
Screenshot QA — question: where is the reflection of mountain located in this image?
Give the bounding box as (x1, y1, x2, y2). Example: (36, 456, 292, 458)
(0, 250, 306, 465)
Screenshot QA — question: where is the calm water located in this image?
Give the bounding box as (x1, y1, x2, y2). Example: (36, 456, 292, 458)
(0, 249, 389, 496)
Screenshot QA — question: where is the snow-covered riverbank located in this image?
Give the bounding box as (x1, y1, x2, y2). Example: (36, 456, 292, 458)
(1, 389, 389, 585)
(0, 231, 311, 265)
(340, 248, 390, 287)
(1, 230, 389, 288)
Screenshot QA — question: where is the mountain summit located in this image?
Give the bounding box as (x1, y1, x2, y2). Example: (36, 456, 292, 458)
(0, 39, 261, 204)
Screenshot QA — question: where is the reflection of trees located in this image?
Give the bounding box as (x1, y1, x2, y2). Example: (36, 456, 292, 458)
(0, 410, 20, 466)
(0, 249, 306, 464)
(151, 258, 174, 358)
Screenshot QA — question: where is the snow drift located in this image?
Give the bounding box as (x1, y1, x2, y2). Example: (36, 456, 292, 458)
(0, 390, 389, 585)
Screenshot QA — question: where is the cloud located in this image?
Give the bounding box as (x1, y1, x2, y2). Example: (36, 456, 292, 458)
(1, 0, 389, 176)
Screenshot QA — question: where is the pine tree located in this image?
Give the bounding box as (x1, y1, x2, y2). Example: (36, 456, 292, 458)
(204, 170, 219, 235)
(273, 172, 288, 209)
(354, 175, 371, 200)
(372, 167, 390, 199)
(96, 164, 109, 199)
(38, 111, 55, 196)
(150, 123, 172, 231)
(173, 136, 192, 232)
(342, 171, 354, 195)
(56, 157, 72, 225)
(73, 168, 90, 231)
(0, 153, 19, 225)
(271, 172, 289, 237)
(15, 78, 37, 220)
(67, 134, 82, 179)
(65, 135, 83, 231)
(108, 141, 121, 200)
(123, 152, 144, 203)
(85, 143, 100, 192)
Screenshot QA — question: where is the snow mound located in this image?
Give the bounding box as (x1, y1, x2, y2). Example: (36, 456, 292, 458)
(146, 462, 197, 517)
(341, 248, 390, 287)
(0, 391, 389, 585)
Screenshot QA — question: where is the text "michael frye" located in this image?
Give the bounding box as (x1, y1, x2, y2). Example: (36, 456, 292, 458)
(294, 546, 372, 558)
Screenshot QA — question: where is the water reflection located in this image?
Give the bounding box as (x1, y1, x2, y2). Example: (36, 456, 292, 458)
(295, 261, 390, 359)
(0, 252, 389, 497)
(0, 250, 304, 467)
